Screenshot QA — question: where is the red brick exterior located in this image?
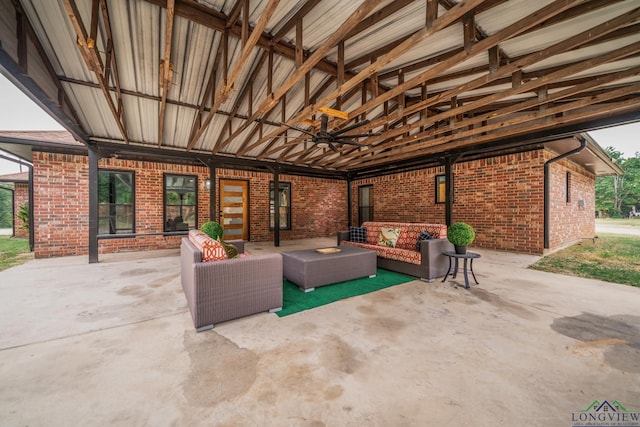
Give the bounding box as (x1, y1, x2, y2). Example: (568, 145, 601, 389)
(30, 146, 595, 258)
(215, 169, 347, 242)
(351, 167, 446, 225)
(547, 156, 596, 250)
(352, 149, 595, 255)
(13, 183, 29, 238)
(32, 152, 211, 258)
(31, 153, 346, 258)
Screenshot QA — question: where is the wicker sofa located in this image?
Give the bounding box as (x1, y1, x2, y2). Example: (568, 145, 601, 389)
(180, 237, 283, 331)
(338, 221, 453, 282)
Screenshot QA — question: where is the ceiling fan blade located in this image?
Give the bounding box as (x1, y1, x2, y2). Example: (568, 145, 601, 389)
(334, 132, 382, 138)
(328, 143, 339, 152)
(332, 119, 371, 136)
(338, 140, 367, 147)
(279, 122, 316, 137)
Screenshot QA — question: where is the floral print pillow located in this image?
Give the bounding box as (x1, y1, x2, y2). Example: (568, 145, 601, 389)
(377, 227, 401, 248)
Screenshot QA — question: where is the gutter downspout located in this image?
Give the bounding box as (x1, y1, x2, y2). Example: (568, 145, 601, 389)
(544, 137, 586, 250)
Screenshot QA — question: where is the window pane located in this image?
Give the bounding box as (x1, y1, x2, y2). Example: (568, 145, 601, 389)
(164, 174, 198, 232)
(98, 170, 134, 234)
(269, 182, 291, 230)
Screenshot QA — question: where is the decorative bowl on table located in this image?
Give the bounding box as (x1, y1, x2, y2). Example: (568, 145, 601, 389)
(315, 247, 342, 254)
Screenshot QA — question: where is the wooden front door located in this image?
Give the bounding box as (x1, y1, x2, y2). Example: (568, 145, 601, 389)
(219, 179, 249, 240)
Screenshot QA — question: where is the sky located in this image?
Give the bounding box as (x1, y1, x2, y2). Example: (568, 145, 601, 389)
(0, 73, 638, 176)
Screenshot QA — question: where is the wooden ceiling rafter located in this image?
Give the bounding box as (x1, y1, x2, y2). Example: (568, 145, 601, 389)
(249, 0, 491, 154)
(187, 34, 224, 144)
(158, 0, 175, 146)
(324, 32, 640, 168)
(342, 80, 640, 169)
(317, 50, 640, 169)
(328, 73, 640, 169)
(8, 0, 84, 133)
(211, 50, 270, 153)
(213, 0, 384, 156)
(62, 0, 130, 143)
(186, 0, 282, 150)
(347, 90, 640, 170)
(340, 0, 586, 136)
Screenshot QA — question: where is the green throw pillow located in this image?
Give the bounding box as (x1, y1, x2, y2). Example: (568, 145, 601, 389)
(218, 238, 239, 259)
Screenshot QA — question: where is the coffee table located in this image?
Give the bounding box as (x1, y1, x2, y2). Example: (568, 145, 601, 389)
(282, 245, 377, 291)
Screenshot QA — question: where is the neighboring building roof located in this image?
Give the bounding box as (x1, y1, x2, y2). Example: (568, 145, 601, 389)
(0, 171, 29, 183)
(0, 130, 84, 163)
(544, 134, 624, 177)
(0, 130, 81, 146)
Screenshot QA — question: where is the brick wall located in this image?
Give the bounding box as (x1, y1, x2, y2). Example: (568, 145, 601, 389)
(31, 147, 595, 258)
(33, 152, 210, 258)
(32, 153, 346, 257)
(13, 183, 29, 238)
(453, 151, 546, 253)
(351, 167, 446, 225)
(215, 169, 347, 242)
(547, 157, 595, 250)
(351, 149, 592, 254)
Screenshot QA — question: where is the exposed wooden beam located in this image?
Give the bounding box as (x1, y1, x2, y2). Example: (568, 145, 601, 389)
(216, 0, 383, 154)
(212, 51, 269, 153)
(187, 0, 282, 150)
(251, 0, 490, 153)
(272, 0, 322, 43)
(345, 89, 640, 169)
(158, 0, 175, 146)
(330, 38, 640, 166)
(345, 0, 585, 129)
(62, 0, 129, 143)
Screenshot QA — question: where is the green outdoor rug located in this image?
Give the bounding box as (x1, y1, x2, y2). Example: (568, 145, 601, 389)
(276, 268, 415, 317)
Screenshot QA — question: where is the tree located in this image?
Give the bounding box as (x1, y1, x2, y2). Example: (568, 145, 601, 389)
(596, 148, 640, 217)
(18, 202, 29, 231)
(0, 187, 12, 228)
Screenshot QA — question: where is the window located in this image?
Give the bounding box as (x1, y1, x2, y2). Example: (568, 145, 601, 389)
(566, 172, 572, 203)
(164, 174, 197, 232)
(270, 182, 291, 230)
(98, 170, 134, 234)
(358, 185, 373, 224)
(436, 175, 447, 204)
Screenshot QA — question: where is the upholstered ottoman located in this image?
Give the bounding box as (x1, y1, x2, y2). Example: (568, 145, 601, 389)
(282, 245, 377, 291)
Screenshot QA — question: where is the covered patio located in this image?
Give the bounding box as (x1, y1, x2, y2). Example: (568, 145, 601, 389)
(1, 238, 638, 425)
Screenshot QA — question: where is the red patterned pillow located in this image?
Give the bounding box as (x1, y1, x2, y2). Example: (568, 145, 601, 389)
(188, 230, 228, 262)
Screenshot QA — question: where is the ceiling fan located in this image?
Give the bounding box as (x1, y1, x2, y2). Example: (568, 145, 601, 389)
(284, 113, 381, 152)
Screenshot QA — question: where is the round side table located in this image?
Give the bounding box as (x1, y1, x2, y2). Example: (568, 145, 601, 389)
(442, 251, 481, 289)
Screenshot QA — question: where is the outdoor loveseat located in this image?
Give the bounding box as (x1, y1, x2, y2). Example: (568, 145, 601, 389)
(180, 231, 282, 331)
(338, 221, 453, 282)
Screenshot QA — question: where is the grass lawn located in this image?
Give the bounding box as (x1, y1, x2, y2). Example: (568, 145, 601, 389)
(0, 236, 32, 272)
(529, 234, 640, 287)
(596, 218, 640, 227)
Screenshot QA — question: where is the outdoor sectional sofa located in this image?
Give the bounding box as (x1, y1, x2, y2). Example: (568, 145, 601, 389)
(338, 221, 453, 282)
(180, 233, 283, 331)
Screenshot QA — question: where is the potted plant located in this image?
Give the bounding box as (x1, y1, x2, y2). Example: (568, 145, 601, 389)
(200, 221, 238, 258)
(201, 221, 223, 240)
(447, 222, 475, 254)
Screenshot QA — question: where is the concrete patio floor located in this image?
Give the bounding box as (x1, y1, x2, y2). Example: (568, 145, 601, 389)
(0, 237, 639, 426)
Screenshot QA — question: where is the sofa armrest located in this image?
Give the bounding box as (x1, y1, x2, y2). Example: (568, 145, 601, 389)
(337, 230, 350, 245)
(419, 238, 455, 278)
